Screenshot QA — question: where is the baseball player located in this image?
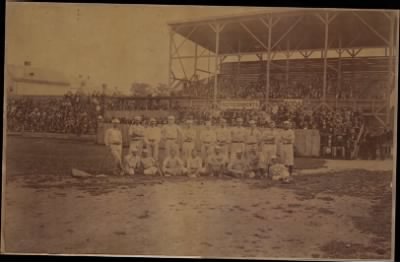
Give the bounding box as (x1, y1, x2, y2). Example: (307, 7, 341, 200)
(230, 117, 247, 159)
(261, 121, 279, 167)
(144, 118, 161, 160)
(215, 118, 231, 158)
(245, 119, 261, 156)
(181, 119, 197, 161)
(186, 149, 204, 178)
(227, 150, 249, 178)
(128, 116, 145, 155)
(206, 145, 228, 177)
(104, 118, 123, 175)
(123, 147, 141, 176)
(269, 155, 291, 183)
(280, 121, 295, 175)
(161, 115, 183, 157)
(140, 148, 159, 175)
(199, 120, 217, 163)
(246, 146, 267, 178)
(162, 146, 186, 176)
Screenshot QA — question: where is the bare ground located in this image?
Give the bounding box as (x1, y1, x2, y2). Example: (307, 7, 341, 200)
(2, 137, 394, 259)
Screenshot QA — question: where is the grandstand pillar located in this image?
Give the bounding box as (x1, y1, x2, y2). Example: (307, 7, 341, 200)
(337, 37, 343, 100)
(168, 28, 175, 89)
(194, 44, 198, 77)
(322, 13, 329, 101)
(386, 13, 396, 125)
(285, 40, 291, 89)
(266, 16, 273, 103)
(209, 23, 225, 108)
(315, 12, 337, 102)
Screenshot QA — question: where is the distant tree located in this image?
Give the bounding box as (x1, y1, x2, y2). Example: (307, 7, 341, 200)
(130, 82, 153, 97)
(154, 83, 170, 96)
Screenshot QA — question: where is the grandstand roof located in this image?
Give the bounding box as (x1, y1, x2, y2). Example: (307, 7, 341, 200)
(7, 64, 70, 86)
(168, 9, 397, 54)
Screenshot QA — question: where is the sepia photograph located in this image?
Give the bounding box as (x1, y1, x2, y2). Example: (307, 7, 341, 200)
(1, 2, 399, 260)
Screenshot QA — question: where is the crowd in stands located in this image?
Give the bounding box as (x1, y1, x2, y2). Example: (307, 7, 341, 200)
(7, 92, 103, 135)
(176, 75, 386, 100)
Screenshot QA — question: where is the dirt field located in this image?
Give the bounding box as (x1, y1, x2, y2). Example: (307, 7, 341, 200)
(2, 136, 394, 259)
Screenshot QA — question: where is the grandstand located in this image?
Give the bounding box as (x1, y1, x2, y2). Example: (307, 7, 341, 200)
(167, 9, 398, 128)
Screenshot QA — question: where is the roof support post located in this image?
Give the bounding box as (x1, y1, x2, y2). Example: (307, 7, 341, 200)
(237, 40, 241, 95)
(337, 37, 343, 108)
(315, 12, 337, 102)
(194, 43, 198, 79)
(386, 12, 396, 126)
(168, 28, 174, 89)
(210, 22, 225, 109)
(264, 15, 273, 104)
(285, 40, 291, 89)
(323, 13, 329, 101)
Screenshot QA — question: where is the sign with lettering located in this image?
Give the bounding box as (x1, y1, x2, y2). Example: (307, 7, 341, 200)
(219, 100, 260, 110)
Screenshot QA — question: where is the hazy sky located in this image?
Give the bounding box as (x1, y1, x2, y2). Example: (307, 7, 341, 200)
(5, 3, 266, 93)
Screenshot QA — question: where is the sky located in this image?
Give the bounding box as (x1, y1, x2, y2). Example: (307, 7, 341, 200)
(5, 3, 266, 93)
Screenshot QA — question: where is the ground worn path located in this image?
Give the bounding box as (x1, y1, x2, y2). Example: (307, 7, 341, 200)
(3, 137, 394, 259)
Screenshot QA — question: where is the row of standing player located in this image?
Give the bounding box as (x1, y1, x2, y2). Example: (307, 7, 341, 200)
(104, 115, 295, 176)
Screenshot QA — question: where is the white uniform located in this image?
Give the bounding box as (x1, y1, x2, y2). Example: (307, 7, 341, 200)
(162, 124, 182, 157)
(200, 128, 217, 161)
(181, 127, 197, 161)
(261, 128, 279, 164)
(124, 154, 140, 175)
(128, 124, 145, 154)
(216, 127, 231, 157)
(230, 127, 247, 158)
(144, 126, 161, 160)
(104, 128, 123, 170)
(280, 129, 295, 166)
(162, 156, 186, 176)
(269, 163, 290, 181)
(186, 156, 204, 176)
(141, 156, 158, 175)
(245, 128, 261, 154)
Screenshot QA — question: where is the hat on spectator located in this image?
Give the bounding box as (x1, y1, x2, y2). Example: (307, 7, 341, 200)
(130, 147, 138, 153)
(271, 155, 277, 160)
(142, 148, 149, 153)
(134, 116, 142, 121)
(150, 118, 156, 123)
(237, 117, 243, 122)
(249, 120, 256, 125)
(186, 119, 193, 124)
(112, 118, 120, 124)
(168, 115, 175, 120)
(215, 145, 222, 151)
(220, 118, 227, 123)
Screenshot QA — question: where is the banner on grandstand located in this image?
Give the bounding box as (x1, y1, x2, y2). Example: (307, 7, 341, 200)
(283, 99, 303, 112)
(219, 100, 260, 110)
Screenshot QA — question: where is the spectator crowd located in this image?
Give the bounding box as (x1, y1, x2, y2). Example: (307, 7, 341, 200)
(7, 92, 104, 135)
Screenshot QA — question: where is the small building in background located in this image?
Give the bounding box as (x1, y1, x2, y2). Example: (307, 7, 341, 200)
(6, 63, 72, 96)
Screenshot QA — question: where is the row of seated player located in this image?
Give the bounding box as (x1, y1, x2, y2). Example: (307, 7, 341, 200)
(118, 143, 292, 183)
